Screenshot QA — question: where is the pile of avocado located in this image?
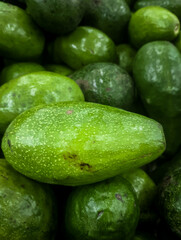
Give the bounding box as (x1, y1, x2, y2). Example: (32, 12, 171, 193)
(0, 0, 181, 239)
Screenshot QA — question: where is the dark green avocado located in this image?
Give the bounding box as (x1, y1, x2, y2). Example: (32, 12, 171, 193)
(157, 168, 181, 238)
(83, 0, 131, 43)
(26, 0, 86, 34)
(70, 62, 135, 110)
(133, 41, 181, 155)
(65, 176, 140, 240)
(0, 158, 57, 240)
(0, 2, 45, 60)
(134, 0, 181, 21)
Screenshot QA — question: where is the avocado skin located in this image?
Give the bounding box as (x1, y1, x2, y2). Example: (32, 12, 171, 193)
(133, 41, 181, 155)
(0, 2, 45, 60)
(70, 62, 135, 110)
(65, 176, 139, 240)
(44, 64, 73, 76)
(83, 0, 131, 43)
(157, 168, 181, 238)
(134, 0, 181, 21)
(0, 71, 84, 134)
(116, 44, 136, 74)
(0, 62, 44, 84)
(129, 6, 180, 48)
(2, 102, 165, 186)
(0, 158, 57, 240)
(52, 26, 116, 70)
(122, 168, 156, 211)
(26, 0, 86, 35)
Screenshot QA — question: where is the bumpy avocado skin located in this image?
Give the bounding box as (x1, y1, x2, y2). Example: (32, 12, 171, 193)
(0, 71, 84, 134)
(129, 6, 180, 48)
(83, 0, 131, 43)
(65, 176, 140, 240)
(157, 168, 181, 238)
(52, 26, 116, 70)
(0, 2, 45, 60)
(0, 158, 57, 240)
(133, 41, 181, 155)
(26, 0, 86, 35)
(70, 62, 135, 110)
(2, 102, 165, 186)
(0, 62, 45, 84)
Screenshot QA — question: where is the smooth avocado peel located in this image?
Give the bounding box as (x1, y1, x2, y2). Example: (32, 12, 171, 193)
(2, 102, 166, 186)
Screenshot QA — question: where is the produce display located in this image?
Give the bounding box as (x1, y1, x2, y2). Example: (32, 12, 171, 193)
(0, 0, 181, 239)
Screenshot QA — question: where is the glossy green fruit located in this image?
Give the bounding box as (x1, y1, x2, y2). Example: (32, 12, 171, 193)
(0, 62, 44, 84)
(157, 168, 181, 238)
(134, 0, 181, 21)
(52, 26, 116, 70)
(0, 158, 57, 240)
(26, 0, 86, 35)
(129, 6, 180, 48)
(133, 41, 181, 154)
(0, 2, 45, 60)
(83, 0, 131, 43)
(44, 64, 73, 76)
(122, 168, 156, 211)
(2, 102, 165, 186)
(174, 31, 181, 52)
(116, 44, 136, 73)
(0, 71, 84, 134)
(70, 62, 135, 109)
(65, 176, 139, 240)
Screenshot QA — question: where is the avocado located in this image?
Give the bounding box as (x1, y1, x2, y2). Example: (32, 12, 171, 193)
(44, 64, 73, 76)
(51, 26, 116, 70)
(122, 168, 156, 211)
(2, 102, 165, 186)
(174, 31, 181, 52)
(70, 62, 135, 110)
(133, 41, 181, 155)
(129, 6, 180, 48)
(116, 44, 136, 74)
(134, 0, 181, 21)
(157, 168, 181, 238)
(0, 158, 57, 240)
(0, 2, 45, 60)
(0, 62, 45, 84)
(0, 71, 84, 134)
(83, 0, 131, 43)
(26, 0, 86, 35)
(65, 176, 140, 240)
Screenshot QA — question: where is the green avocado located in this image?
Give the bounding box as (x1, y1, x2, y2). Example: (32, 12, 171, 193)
(70, 62, 135, 110)
(26, 0, 86, 35)
(52, 26, 116, 70)
(122, 168, 156, 211)
(157, 168, 181, 238)
(2, 102, 165, 186)
(174, 31, 181, 52)
(133, 41, 181, 155)
(0, 62, 44, 84)
(65, 176, 139, 240)
(44, 64, 73, 76)
(0, 71, 84, 134)
(0, 2, 45, 60)
(0, 158, 57, 240)
(134, 0, 181, 21)
(83, 0, 131, 43)
(116, 44, 136, 74)
(129, 6, 180, 48)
